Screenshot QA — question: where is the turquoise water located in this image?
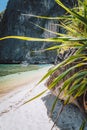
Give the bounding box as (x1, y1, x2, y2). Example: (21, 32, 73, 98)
(38, 64, 52, 68)
(0, 64, 39, 77)
(0, 64, 52, 77)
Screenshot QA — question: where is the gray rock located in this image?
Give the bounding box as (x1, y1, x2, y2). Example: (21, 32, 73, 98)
(42, 93, 87, 130)
(0, 0, 77, 64)
(55, 48, 77, 64)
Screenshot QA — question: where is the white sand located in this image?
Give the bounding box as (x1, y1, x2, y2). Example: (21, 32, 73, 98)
(0, 66, 59, 130)
(0, 65, 52, 96)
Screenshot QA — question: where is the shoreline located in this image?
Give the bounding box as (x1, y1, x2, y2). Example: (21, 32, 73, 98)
(0, 65, 52, 97)
(0, 65, 58, 130)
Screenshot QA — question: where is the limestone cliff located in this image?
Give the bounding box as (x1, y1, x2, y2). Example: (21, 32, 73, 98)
(0, 0, 76, 64)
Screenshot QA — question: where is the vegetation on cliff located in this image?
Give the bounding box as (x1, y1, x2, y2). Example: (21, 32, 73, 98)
(0, 11, 4, 22)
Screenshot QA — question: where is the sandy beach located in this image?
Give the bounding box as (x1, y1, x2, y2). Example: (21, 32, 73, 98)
(0, 65, 59, 130)
(0, 66, 86, 130)
(0, 65, 52, 97)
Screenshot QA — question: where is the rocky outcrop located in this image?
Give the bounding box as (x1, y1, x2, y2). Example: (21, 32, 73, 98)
(0, 0, 77, 64)
(46, 48, 87, 116)
(42, 94, 87, 130)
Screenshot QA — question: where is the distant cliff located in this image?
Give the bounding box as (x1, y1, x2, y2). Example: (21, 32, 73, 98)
(0, 0, 76, 64)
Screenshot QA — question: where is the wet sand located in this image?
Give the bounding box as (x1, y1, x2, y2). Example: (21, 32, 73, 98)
(0, 66, 52, 97)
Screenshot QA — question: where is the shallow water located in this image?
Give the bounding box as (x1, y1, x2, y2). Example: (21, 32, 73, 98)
(0, 64, 52, 77)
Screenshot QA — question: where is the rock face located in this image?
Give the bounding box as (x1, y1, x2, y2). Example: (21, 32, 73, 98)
(42, 93, 87, 130)
(0, 0, 76, 64)
(0, 11, 4, 23)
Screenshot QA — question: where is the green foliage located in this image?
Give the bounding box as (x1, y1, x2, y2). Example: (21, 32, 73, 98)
(0, 0, 87, 121)
(0, 10, 5, 21)
(45, 0, 87, 105)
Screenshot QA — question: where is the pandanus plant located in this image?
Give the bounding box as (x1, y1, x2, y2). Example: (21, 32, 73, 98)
(45, 0, 87, 115)
(0, 0, 87, 128)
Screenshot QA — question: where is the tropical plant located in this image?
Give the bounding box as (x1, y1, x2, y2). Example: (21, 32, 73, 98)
(45, 0, 87, 112)
(0, 0, 87, 128)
